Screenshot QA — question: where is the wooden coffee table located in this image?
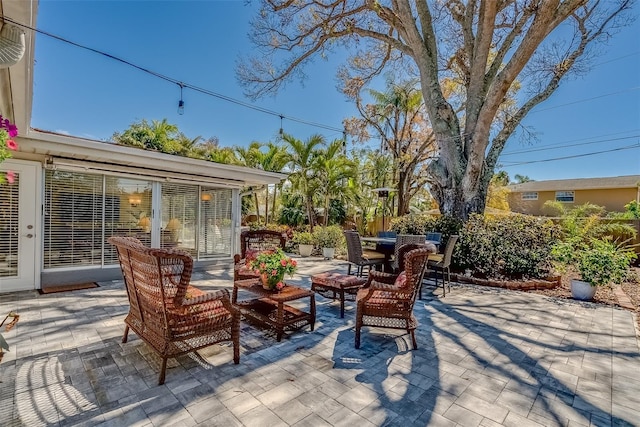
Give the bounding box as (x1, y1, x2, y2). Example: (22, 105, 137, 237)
(232, 279, 316, 341)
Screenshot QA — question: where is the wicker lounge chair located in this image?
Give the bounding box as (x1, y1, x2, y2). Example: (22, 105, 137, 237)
(234, 229, 287, 281)
(355, 246, 431, 349)
(108, 236, 240, 385)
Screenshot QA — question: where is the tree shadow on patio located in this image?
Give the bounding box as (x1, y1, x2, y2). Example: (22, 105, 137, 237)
(330, 321, 444, 426)
(424, 290, 639, 426)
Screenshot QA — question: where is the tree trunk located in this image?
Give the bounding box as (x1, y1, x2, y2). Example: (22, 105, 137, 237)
(396, 170, 411, 216)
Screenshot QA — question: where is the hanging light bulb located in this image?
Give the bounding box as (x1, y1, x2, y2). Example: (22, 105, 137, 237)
(177, 83, 185, 115)
(279, 115, 284, 136)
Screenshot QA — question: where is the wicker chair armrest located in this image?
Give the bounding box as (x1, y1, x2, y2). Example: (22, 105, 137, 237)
(369, 279, 398, 291)
(364, 271, 397, 287)
(181, 289, 231, 306)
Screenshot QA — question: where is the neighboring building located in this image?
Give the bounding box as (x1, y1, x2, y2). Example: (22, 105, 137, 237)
(507, 175, 640, 216)
(0, 1, 285, 293)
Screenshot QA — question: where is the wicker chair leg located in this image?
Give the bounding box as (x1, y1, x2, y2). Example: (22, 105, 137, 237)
(410, 329, 417, 350)
(355, 312, 363, 349)
(348, 264, 352, 275)
(233, 315, 240, 364)
(122, 325, 130, 343)
(158, 357, 168, 385)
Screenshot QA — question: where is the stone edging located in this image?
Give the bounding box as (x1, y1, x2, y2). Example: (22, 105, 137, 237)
(451, 273, 561, 291)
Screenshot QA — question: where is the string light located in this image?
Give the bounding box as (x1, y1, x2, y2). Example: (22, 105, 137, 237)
(177, 82, 185, 115)
(2, 16, 346, 134)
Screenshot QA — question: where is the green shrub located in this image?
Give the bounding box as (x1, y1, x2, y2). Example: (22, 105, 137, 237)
(292, 231, 314, 245)
(575, 239, 636, 286)
(453, 214, 559, 280)
(313, 225, 345, 249)
(390, 214, 463, 248)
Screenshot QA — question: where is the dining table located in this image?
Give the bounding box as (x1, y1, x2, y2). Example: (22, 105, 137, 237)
(360, 236, 441, 247)
(360, 236, 440, 272)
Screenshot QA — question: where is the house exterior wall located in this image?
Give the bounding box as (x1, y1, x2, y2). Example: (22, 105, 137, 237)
(509, 188, 638, 216)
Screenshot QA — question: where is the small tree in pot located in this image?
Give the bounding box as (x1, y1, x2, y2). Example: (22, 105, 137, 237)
(555, 238, 636, 301)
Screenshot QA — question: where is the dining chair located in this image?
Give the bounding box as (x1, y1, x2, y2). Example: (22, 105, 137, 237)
(424, 235, 459, 297)
(425, 232, 442, 251)
(390, 234, 427, 272)
(344, 230, 386, 276)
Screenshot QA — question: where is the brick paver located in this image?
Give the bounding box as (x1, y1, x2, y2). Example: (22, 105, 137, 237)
(0, 256, 639, 426)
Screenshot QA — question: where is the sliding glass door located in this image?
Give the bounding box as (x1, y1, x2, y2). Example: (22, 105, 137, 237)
(43, 168, 234, 270)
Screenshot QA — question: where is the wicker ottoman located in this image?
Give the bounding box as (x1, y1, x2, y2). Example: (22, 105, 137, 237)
(311, 272, 367, 318)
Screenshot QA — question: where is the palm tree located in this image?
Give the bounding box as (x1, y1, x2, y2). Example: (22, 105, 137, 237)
(236, 142, 264, 223)
(282, 133, 324, 228)
(316, 139, 356, 225)
(253, 142, 289, 223)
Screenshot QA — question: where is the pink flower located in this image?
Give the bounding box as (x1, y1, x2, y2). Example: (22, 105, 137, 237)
(6, 171, 15, 184)
(271, 269, 278, 276)
(276, 282, 285, 290)
(280, 259, 288, 267)
(291, 260, 297, 267)
(6, 139, 17, 150)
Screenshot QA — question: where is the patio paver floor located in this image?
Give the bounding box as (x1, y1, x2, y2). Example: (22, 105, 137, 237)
(0, 257, 639, 426)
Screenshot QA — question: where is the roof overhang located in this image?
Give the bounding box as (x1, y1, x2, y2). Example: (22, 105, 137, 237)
(20, 129, 286, 186)
(0, 0, 36, 130)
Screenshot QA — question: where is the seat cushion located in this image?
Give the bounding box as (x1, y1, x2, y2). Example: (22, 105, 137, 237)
(312, 272, 367, 288)
(362, 249, 386, 260)
(393, 271, 408, 289)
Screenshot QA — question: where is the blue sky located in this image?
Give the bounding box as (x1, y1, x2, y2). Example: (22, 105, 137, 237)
(30, 1, 639, 182)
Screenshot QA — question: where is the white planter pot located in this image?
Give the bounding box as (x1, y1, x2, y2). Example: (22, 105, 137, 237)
(571, 279, 597, 301)
(298, 244, 314, 257)
(322, 247, 335, 259)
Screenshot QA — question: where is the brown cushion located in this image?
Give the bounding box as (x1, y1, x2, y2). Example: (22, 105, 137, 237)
(312, 272, 367, 288)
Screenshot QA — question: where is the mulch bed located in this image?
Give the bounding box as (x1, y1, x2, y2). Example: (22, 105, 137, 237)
(453, 268, 640, 335)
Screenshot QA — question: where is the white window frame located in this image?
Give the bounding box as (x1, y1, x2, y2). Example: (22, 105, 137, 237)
(555, 191, 575, 202)
(521, 192, 538, 201)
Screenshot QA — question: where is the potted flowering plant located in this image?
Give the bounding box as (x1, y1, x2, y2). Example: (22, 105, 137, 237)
(246, 248, 297, 291)
(0, 115, 19, 184)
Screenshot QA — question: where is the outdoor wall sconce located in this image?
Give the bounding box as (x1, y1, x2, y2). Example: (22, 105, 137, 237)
(201, 193, 212, 201)
(0, 22, 26, 69)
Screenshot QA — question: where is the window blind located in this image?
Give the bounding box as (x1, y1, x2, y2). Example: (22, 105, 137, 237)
(161, 183, 197, 256)
(0, 172, 19, 277)
(200, 188, 233, 258)
(44, 170, 104, 268)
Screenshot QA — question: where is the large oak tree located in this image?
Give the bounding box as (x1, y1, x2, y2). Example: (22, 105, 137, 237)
(238, 0, 634, 220)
